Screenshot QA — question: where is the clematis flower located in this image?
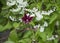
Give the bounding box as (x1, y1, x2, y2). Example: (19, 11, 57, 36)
(22, 13, 33, 24)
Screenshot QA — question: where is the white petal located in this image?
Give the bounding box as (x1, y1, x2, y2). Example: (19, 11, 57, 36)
(56, 21, 59, 26)
(34, 24, 40, 29)
(40, 26, 45, 32)
(41, 11, 50, 15)
(47, 35, 55, 40)
(19, 19, 22, 22)
(36, 15, 43, 20)
(41, 9, 55, 15)
(32, 7, 38, 12)
(10, 7, 21, 12)
(43, 21, 48, 27)
(16, 0, 23, 3)
(55, 35, 58, 38)
(7, 0, 16, 6)
(30, 13, 35, 17)
(35, 11, 43, 20)
(17, 0, 28, 7)
(9, 16, 16, 21)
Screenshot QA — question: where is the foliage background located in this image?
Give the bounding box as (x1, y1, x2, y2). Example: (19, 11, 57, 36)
(0, 0, 60, 43)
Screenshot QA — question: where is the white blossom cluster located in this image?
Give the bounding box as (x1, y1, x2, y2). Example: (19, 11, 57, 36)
(7, 0, 28, 7)
(47, 35, 58, 40)
(34, 21, 48, 32)
(7, 0, 55, 22)
(24, 8, 43, 21)
(7, 0, 55, 33)
(9, 16, 17, 21)
(40, 21, 48, 32)
(9, 16, 22, 22)
(24, 7, 55, 21)
(25, 7, 55, 32)
(7, 0, 28, 12)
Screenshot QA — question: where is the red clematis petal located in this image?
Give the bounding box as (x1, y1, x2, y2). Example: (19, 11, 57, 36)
(22, 14, 33, 24)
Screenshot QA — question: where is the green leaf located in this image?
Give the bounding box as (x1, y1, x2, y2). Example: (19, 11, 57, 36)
(13, 22, 20, 28)
(4, 21, 12, 30)
(30, 21, 35, 26)
(0, 25, 3, 31)
(4, 41, 15, 43)
(19, 38, 31, 43)
(0, 21, 12, 31)
(23, 30, 33, 38)
(35, 29, 47, 41)
(9, 30, 18, 43)
(37, 2, 42, 10)
(49, 14, 57, 24)
(54, 39, 59, 43)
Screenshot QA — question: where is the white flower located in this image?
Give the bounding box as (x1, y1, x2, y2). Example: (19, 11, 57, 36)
(40, 26, 45, 32)
(47, 34, 58, 40)
(24, 7, 38, 13)
(30, 13, 35, 17)
(32, 7, 38, 12)
(35, 11, 43, 20)
(19, 8, 25, 14)
(16, 0, 23, 3)
(41, 9, 55, 15)
(56, 21, 59, 26)
(55, 35, 58, 38)
(47, 35, 55, 40)
(7, 0, 16, 7)
(19, 19, 22, 22)
(16, 0, 28, 7)
(48, 10, 53, 14)
(7, 0, 28, 12)
(34, 24, 40, 29)
(9, 16, 16, 21)
(43, 21, 48, 27)
(41, 11, 49, 15)
(24, 8, 32, 12)
(10, 7, 21, 12)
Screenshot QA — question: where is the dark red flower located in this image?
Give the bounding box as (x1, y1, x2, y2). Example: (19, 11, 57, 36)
(22, 14, 33, 24)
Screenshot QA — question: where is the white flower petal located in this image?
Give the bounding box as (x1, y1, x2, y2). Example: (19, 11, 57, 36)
(55, 35, 58, 38)
(32, 7, 38, 12)
(47, 35, 55, 40)
(16, 0, 23, 3)
(56, 21, 59, 26)
(35, 11, 43, 20)
(43, 21, 48, 27)
(7, 0, 16, 6)
(34, 24, 40, 29)
(19, 19, 22, 22)
(30, 13, 35, 17)
(40, 26, 45, 32)
(41, 8, 55, 15)
(17, 0, 28, 7)
(10, 7, 21, 12)
(9, 16, 16, 21)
